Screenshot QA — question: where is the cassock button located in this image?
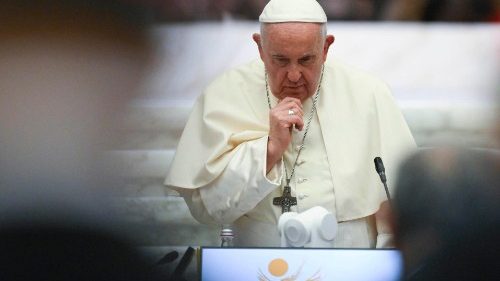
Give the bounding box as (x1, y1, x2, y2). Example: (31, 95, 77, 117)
(295, 145, 305, 152)
(298, 178, 308, 184)
(297, 159, 306, 166)
(298, 194, 308, 200)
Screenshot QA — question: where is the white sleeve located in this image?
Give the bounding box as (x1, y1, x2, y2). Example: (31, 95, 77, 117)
(179, 136, 283, 225)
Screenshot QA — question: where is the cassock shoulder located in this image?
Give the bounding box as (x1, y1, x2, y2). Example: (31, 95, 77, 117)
(200, 59, 268, 125)
(165, 60, 268, 189)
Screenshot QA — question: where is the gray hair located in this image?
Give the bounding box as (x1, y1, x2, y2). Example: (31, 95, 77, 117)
(259, 22, 327, 46)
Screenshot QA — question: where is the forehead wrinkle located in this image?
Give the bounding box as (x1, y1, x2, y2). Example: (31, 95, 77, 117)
(270, 50, 317, 60)
(270, 52, 312, 57)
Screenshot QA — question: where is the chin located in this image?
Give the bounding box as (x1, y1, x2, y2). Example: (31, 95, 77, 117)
(280, 89, 309, 102)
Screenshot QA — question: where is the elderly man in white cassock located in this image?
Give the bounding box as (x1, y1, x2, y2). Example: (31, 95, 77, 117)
(165, 0, 416, 248)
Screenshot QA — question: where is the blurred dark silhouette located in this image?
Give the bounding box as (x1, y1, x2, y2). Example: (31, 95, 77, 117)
(0, 0, 154, 194)
(0, 1, 167, 280)
(392, 148, 500, 281)
(0, 223, 163, 281)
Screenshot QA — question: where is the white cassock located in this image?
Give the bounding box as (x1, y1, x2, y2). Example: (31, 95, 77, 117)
(165, 59, 416, 247)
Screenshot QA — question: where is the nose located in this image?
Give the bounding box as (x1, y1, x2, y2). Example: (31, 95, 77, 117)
(287, 65, 302, 83)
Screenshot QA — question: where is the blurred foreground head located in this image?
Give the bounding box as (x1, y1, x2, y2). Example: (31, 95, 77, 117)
(0, 1, 158, 278)
(0, 0, 152, 208)
(0, 0, 152, 190)
(393, 148, 500, 280)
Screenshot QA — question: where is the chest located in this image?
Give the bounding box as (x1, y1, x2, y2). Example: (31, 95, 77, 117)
(282, 111, 337, 214)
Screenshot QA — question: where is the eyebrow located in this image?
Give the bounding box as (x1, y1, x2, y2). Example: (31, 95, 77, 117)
(299, 54, 316, 60)
(270, 54, 317, 60)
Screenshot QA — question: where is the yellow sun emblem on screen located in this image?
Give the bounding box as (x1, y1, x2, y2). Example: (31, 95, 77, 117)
(258, 258, 321, 281)
(268, 258, 288, 277)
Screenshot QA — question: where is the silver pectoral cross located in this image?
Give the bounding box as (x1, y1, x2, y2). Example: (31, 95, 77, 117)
(273, 181, 297, 213)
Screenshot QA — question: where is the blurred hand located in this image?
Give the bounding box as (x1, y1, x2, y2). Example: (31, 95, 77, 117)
(375, 200, 393, 234)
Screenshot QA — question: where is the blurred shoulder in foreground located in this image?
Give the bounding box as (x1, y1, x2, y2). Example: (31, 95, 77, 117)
(392, 147, 500, 281)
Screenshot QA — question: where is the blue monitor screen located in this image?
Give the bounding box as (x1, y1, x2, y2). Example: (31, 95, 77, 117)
(201, 248, 402, 281)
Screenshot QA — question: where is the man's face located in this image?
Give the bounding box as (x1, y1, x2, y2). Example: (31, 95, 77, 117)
(254, 23, 333, 102)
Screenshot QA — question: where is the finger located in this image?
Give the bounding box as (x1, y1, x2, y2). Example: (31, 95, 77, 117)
(292, 116, 305, 131)
(281, 107, 303, 120)
(286, 115, 304, 131)
(281, 97, 302, 104)
(289, 105, 304, 117)
(278, 97, 302, 109)
(287, 98, 303, 110)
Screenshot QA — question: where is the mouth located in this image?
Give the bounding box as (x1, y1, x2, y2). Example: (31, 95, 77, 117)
(283, 85, 305, 89)
(281, 86, 307, 95)
(279, 86, 308, 99)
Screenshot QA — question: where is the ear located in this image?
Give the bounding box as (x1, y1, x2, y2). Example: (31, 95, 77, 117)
(252, 33, 264, 61)
(322, 35, 335, 61)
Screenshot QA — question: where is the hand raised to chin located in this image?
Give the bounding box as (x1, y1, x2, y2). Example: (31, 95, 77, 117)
(266, 97, 304, 173)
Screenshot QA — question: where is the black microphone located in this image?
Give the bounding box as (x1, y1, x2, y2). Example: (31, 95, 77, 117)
(169, 247, 195, 281)
(156, 250, 179, 266)
(374, 157, 391, 201)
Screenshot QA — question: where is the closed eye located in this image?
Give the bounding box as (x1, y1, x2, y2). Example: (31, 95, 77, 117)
(272, 55, 289, 66)
(299, 55, 316, 65)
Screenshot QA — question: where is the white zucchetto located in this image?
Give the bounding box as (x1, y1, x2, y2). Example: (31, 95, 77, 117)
(259, 0, 327, 23)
